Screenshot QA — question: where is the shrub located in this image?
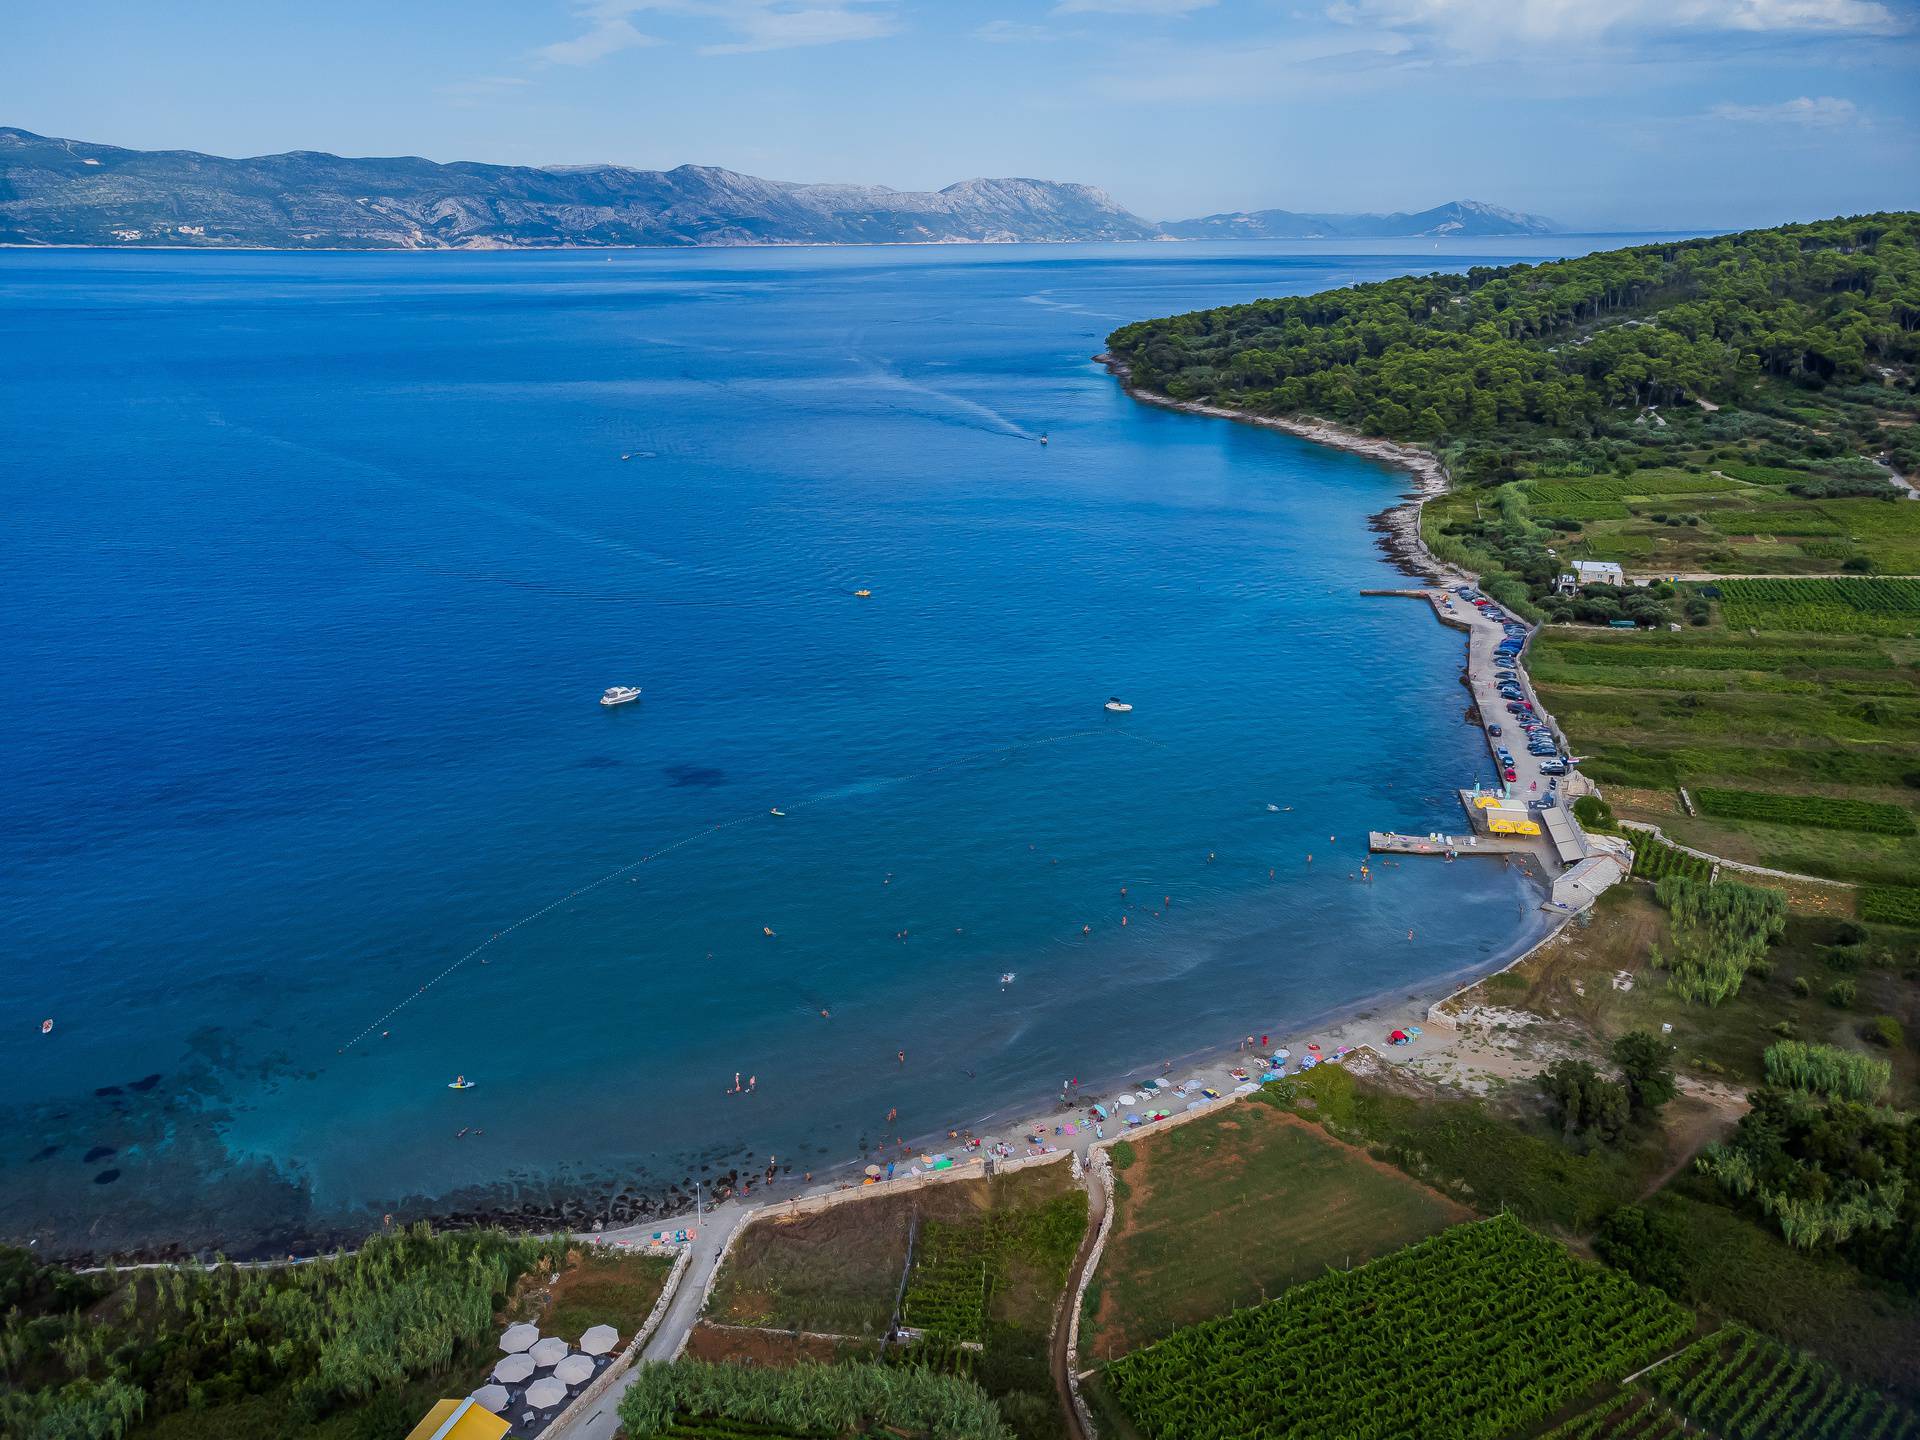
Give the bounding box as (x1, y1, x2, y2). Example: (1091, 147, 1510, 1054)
(1791, 976, 1812, 998)
(1826, 978, 1857, 1008)
(1862, 1016, 1904, 1050)
(1762, 1040, 1890, 1101)
(1594, 1205, 1691, 1297)
(1650, 877, 1787, 1005)
(1572, 795, 1617, 831)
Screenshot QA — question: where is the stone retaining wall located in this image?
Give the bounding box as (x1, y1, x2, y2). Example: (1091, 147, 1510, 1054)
(1618, 820, 1855, 888)
(544, 1242, 692, 1433)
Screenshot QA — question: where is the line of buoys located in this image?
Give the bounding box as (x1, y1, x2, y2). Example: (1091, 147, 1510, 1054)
(335, 726, 1150, 1053)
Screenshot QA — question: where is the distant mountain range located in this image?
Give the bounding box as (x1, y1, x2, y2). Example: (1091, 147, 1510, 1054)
(1159, 200, 1561, 239)
(0, 128, 1559, 249)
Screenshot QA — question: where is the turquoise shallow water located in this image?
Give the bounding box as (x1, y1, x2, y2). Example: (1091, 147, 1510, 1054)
(0, 241, 1600, 1254)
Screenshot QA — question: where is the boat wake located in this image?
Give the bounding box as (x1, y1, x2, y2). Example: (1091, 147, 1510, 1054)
(852, 355, 1040, 442)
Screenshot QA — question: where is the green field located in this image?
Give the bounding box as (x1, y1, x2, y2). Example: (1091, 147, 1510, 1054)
(619, 1361, 1013, 1440)
(1528, 622, 1920, 886)
(1717, 577, 1920, 634)
(1629, 834, 1713, 884)
(1082, 1098, 1469, 1359)
(1540, 1324, 1920, 1440)
(1099, 1215, 1691, 1440)
(1692, 786, 1919, 836)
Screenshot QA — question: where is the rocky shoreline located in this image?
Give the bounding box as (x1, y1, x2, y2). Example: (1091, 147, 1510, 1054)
(1093, 353, 1467, 586)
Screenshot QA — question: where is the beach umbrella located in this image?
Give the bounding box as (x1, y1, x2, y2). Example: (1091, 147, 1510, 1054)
(470, 1385, 510, 1414)
(493, 1354, 535, 1384)
(579, 1324, 618, 1356)
(500, 1323, 539, 1354)
(530, 1336, 569, 1368)
(526, 1376, 568, 1410)
(1116, 1092, 1137, 1105)
(864, 1164, 882, 1178)
(554, 1354, 595, 1386)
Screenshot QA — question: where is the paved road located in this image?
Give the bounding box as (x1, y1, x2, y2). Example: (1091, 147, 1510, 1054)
(549, 1200, 753, 1440)
(1050, 1164, 1107, 1440)
(1436, 590, 1565, 807)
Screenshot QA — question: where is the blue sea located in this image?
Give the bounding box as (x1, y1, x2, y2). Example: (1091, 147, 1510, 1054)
(0, 239, 1620, 1255)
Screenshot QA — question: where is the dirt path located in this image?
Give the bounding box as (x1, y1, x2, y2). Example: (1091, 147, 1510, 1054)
(1051, 1168, 1108, 1440)
(1639, 1078, 1750, 1201)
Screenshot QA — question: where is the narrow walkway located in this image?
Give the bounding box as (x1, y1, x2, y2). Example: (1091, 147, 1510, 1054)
(549, 1201, 753, 1440)
(1050, 1169, 1108, 1440)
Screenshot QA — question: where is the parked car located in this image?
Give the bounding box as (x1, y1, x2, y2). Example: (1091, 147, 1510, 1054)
(1503, 768, 1517, 782)
(1487, 723, 1502, 737)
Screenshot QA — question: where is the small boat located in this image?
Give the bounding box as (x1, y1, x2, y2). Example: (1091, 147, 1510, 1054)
(999, 972, 1016, 985)
(448, 1077, 476, 1090)
(769, 808, 785, 817)
(600, 686, 642, 707)
(853, 589, 871, 598)
(1038, 434, 1049, 445)
(1104, 697, 1132, 713)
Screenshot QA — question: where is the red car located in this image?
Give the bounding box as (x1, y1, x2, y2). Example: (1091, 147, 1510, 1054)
(1504, 768, 1517, 782)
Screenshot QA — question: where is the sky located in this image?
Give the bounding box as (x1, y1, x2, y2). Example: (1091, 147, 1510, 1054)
(5, 0, 1918, 229)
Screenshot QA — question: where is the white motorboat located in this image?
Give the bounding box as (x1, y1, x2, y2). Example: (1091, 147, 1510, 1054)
(600, 686, 643, 707)
(1104, 697, 1133, 713)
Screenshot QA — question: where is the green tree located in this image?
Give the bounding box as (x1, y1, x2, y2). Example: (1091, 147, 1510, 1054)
(1610, 1030, 1678, 1117)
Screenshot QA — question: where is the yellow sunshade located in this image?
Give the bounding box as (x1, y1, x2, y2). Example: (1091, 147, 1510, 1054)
(404, 1398, 512, 1440)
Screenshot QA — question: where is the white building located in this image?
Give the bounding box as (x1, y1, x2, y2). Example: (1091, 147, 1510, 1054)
(1557, 559, 1625, 594)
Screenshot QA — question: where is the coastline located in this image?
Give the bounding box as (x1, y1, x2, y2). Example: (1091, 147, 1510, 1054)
(29, 347, 1559, 1271)
(1093, 352, 1465, 587)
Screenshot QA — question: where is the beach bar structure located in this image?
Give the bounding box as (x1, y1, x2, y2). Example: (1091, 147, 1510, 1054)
(405, 1398, 510, 1440)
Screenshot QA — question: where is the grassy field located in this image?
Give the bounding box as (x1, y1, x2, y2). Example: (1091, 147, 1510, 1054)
(1527, 462, 1920, 575)
(1080, 1100, 1470, 1360)
(1528, 619, 1920, 887)
(1263, 1060, 1680, 1236)
(505, 1244, 675, 1344)
(705, 1163, 1080, 1340)
(701, 1163, 1084, 1440)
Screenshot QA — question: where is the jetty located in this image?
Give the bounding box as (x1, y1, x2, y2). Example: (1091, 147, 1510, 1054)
(1361, 585, 1633, 914)
(1368, 832, 1536, 857)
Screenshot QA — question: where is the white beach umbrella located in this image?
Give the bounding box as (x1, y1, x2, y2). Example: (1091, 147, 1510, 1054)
(470, 1384, 510, 1414)
(1115, 1093, 1137, 1106)
(530, 1336, 570, 1368)
(492, 1353, 535, 1384)
(526, 1376, 568, 1409)
(554, 1354, 595, 1386)
(499, 1322, 539, 1354)
(579, 1324, 619, 1356)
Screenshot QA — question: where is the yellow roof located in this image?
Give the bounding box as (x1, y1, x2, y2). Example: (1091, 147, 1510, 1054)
(405, 1398, 512, 1440)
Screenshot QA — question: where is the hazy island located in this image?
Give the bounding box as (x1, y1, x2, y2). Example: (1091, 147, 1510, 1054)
(0, 126, 1559, 250)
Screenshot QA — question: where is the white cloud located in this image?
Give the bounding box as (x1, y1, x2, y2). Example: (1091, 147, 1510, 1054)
(1711, 94, 1864, 124)
(1055, 0, 1216, 14)
(1088, 28, 1420, 101)
(534, 9, 663, 64)
(976, 19, 1055, 42)
(536, 0, 898, 63)
(437, 75, 534, 106)
(699, 2, 899, 54)
(1325, 0, 1905, 43)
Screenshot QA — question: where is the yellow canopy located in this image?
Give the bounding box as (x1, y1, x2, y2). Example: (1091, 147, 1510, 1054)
(405, 1398, 512, 1440)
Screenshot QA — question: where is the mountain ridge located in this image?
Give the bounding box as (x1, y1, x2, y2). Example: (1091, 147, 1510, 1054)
(0, 127, 1560, 248)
